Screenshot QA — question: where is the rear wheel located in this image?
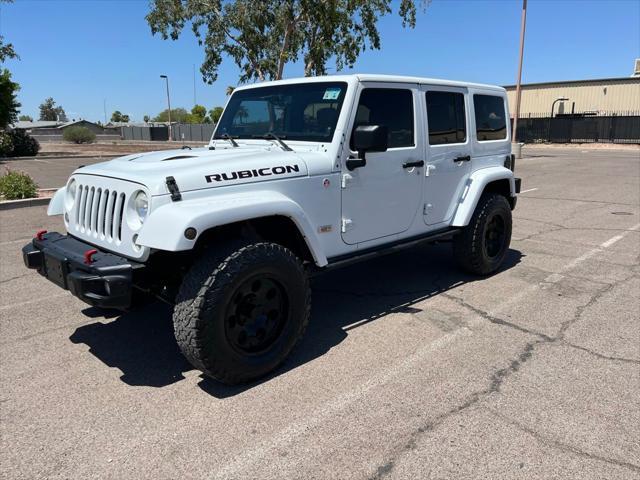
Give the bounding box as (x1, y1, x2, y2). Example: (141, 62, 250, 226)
(173, 241, 310, 384)
(453, 193, 512, 275)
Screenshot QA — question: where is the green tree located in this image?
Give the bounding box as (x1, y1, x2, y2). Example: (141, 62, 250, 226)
(38, 97, 67, 122)
(18, 115, 33, 121)
(143, 115, 150, 123)
(153, 107, 190, 123)
(209, 106, 224, 124)
(0, 69, 20, 128)
(111, 110, 130, 122)
(225, 86, 235, 96)
(146, 0, 428, 84)
(0, 35, 17, 64)
(0, 0, 18, 64)
(188, 104, 207, 123)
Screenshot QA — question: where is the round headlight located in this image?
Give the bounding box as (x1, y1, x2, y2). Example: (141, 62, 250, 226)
(134, 191, 149, 222)
(65, 179, 77, 210)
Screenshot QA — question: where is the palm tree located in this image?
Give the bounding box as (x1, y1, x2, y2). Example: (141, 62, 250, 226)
(226, 86, 235, 96)
(236, 105, 248, 124)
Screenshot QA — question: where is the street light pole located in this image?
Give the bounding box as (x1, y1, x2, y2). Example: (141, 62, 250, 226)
(160, 75, 172, 141)
(512, 0, 527, 146)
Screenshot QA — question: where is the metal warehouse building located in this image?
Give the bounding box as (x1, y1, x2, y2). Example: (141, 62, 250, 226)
(505, 74, 640, 117)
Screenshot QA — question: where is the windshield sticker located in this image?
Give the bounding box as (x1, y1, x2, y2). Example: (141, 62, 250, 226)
(322, 88, 341, 100)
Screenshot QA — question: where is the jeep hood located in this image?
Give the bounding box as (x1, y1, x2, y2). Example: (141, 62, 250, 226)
(73, 147, 318, 196)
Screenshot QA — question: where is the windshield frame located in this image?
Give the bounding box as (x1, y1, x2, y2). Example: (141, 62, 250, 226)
(213, 81, 349, 144)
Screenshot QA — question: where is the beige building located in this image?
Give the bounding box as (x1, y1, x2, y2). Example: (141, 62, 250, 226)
(505, 76, 640, 117)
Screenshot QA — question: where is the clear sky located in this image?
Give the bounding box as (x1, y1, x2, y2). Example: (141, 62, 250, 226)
(2, 0, 639, 122)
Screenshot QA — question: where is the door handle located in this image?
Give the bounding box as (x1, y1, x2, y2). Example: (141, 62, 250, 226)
(402, 160, 425, 169)
(453, 155, 471, 162)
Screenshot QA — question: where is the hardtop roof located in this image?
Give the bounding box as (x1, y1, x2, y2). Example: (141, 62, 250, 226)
(233, 74, 505, 93)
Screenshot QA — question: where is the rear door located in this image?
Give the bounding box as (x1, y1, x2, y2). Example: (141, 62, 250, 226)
(341, 83, 423, 244)
(421, 86, 472, 226)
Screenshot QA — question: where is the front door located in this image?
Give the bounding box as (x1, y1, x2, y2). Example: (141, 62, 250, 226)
(421, 86, 472, 226)
(341, 84, 423, 245)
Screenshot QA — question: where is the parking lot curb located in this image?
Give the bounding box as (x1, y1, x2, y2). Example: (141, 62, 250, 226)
(0, 197, 51, 210)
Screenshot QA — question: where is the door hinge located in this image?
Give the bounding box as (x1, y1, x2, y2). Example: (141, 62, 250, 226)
(423, 203, 433, 215)
(425, 164, 436, 177)
(341, 173, 353, 189)
(341, 218, 354, 233)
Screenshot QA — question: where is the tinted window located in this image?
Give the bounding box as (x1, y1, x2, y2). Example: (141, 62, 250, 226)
(473, 94, 507, 141)
(351, 89, 414, 148)
(215, 82, 347, 142)
(425, 91, 466, 145)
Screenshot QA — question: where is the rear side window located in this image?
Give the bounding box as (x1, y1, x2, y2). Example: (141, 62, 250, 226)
(425, 91, 467, 145)
(351, 88, 414, 148)
(473, 94, 507, 141)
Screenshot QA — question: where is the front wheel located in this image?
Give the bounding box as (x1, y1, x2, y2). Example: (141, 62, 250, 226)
(453, 193, 512, 275)
(173, 241, 311, 384)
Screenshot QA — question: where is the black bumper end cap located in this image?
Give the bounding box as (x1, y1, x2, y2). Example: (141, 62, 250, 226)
(68, 270, 132, 310)
(22, 242, 44, 269)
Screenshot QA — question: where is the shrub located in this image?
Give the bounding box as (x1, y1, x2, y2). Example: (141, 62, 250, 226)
(8, 129, 40, 157)
(63, 126, 96, 144)
(0, 130, 40, 157)
(0, 131, 14, 157)
(0, 169, 38, 200)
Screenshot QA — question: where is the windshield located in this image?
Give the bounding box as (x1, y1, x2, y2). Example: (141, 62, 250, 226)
(214, 82, 348, 143)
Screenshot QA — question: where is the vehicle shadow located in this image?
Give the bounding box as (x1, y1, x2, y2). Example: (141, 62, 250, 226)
(69, 243, 522, 397)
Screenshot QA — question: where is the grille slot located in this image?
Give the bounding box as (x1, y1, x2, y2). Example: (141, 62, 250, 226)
(74, 183, 126, 242)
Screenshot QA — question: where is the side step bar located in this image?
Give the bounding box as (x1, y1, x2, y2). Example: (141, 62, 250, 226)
(317, 227, 460, 274)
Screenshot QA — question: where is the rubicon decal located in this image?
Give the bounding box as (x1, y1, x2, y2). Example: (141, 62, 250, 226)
(205, 165, 300, 183)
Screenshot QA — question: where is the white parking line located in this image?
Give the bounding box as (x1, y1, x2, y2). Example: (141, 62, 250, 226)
(0, 293, 68, 311)
(212, 325, 475, 480)
(211, 221, 640, 478)
(492, 222, 640, 316)
(0, 238, 32, 247)
(519, 187, 538, 194)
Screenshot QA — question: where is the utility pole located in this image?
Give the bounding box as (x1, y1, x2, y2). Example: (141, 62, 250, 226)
(160, 75, 172, 141)
(512, 0, 527, 149)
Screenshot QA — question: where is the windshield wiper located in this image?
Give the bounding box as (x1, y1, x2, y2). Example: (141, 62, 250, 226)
(252, 132, 293, 152)
(214, 133, 239, 147)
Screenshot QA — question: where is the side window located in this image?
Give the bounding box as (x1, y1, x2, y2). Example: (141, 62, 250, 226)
(473, 94, 507, 141)
(351, 88, 414, 149)
(425, 91, 466, 145)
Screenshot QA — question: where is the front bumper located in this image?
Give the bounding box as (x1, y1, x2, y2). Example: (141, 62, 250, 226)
(22, 232, 145, 309)
(511, 177, 522, 209)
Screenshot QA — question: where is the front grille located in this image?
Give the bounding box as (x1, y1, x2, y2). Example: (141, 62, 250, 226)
(66, 174, 148, 260)
(74, 184, 126, 242)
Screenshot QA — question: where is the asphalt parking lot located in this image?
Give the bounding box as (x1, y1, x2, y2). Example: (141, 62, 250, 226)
(1, 147, 639, 479)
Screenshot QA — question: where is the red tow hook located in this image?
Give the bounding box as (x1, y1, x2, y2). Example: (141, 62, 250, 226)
(83, 249, 98, 265)
(35, 230, 47, 241)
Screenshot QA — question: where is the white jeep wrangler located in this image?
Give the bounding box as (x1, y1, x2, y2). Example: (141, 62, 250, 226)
(23, 74, 521, 384)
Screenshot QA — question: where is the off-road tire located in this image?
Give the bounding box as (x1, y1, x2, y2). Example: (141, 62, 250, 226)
(173, 241, 311, 384)
(453, 193, 512, 275)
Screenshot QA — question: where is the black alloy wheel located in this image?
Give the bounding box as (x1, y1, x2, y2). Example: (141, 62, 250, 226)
(225, 275, 289, 355)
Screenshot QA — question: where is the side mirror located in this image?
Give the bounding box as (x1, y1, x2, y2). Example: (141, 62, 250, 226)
(347, 125, 388, 171)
